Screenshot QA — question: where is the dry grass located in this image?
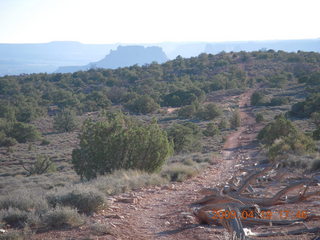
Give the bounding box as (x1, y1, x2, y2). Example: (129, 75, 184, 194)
(47, 185, 106, 215)
(42, 206, 84, 230)
(161, 161, 201, 182)
(91, 169, 168, 195)
(0, 231, 25, 240)
(89, 222, 113, 236)
(0, 189, 48, 213)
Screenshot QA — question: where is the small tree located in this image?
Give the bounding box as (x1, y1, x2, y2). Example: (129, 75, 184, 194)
(125, 95, 159, 114)
(0, 131, 17, 147)
(268, 133, 315, 161)
(53, 109, 78, 132)
(250, 91, 266, 106)
(258, 115, 297, 145)
(290, 93, 320, 118)
(177, 104, 197, 119)
(230, 110, 241, 129)
(72, 113, 173, 180)
(196, 103, 222, 120)
(257, 114, 315, 161)
(268, 97, 289, 106)
(6, 122, 40, 143)
(21, 155, 56, 176)
(166, 122, 202, 153)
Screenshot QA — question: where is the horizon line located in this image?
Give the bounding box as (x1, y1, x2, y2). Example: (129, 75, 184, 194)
(1, 37, 320, 45)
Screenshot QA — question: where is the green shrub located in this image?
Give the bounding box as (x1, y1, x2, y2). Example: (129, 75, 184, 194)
(0, 102, 15, 120)
(42, 206, 84, 229)
(15, 103, 38, 123)
(290, 93, 320, 118)
(0, 119, 39, 144)
(257, 115, 297, 145)
(196, 103, 222, 120)
(258, 115, 315, 161)
(47, 187, 106, 215)
(166, 122, 202, 153)
(124, 95, 159, 114)
(203, 122, 220, 137)
(268, 133, 315, 161)
(268, 97, 289, 106)
(0, 131, 17, 147)
(251, 91, 266, 106)
(6, 122, 40, 143)
(230, 110, 241, 129)
(255, 113, 264, 123)
(53, 108, 78, 132)
(177, 104, 197, 119)
(267, 72, 290, 88)
(161, 163, 198, 182)
(162, 89, 205, 107)
(72, 113, 173, 179)
(81, 90, 111, 112)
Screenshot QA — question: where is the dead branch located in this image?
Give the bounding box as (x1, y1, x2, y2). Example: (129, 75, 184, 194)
(249, 227, 320, 237)
(219, 207, 246, 240)
(236, 165, 274, 194)
(192, 164, 320, 239)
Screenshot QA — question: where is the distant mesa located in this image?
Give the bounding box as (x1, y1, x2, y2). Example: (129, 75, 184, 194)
(1, 39, 320, 76)
(56, 45, 168, 73)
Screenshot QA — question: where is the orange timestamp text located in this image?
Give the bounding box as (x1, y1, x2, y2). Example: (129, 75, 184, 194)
(208, 209, 308, 220)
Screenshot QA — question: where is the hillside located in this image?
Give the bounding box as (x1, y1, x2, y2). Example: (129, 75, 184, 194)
(1, 38, 320, 76)
(0, 51, 320, 239)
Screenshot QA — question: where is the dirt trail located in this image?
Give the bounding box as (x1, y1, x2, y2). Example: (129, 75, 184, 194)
(105, 88, 260, 240)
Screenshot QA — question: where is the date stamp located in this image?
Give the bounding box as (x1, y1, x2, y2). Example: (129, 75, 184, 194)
(208, 209, 308, 220)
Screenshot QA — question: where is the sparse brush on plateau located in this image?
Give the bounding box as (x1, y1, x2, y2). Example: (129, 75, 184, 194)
(0, 50, 320, 239)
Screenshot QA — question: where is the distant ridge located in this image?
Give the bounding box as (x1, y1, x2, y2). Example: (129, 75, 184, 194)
(156, 39, 320, 58)
(1, 39, 320, 76)
(56, 45, 168, 73)
(204, 39, 320, 54)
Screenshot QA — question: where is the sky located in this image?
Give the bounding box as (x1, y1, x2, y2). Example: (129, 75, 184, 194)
(0, 0, 319, 44)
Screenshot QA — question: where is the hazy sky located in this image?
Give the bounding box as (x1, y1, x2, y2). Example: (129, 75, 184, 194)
(0, 0, 319, 44)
